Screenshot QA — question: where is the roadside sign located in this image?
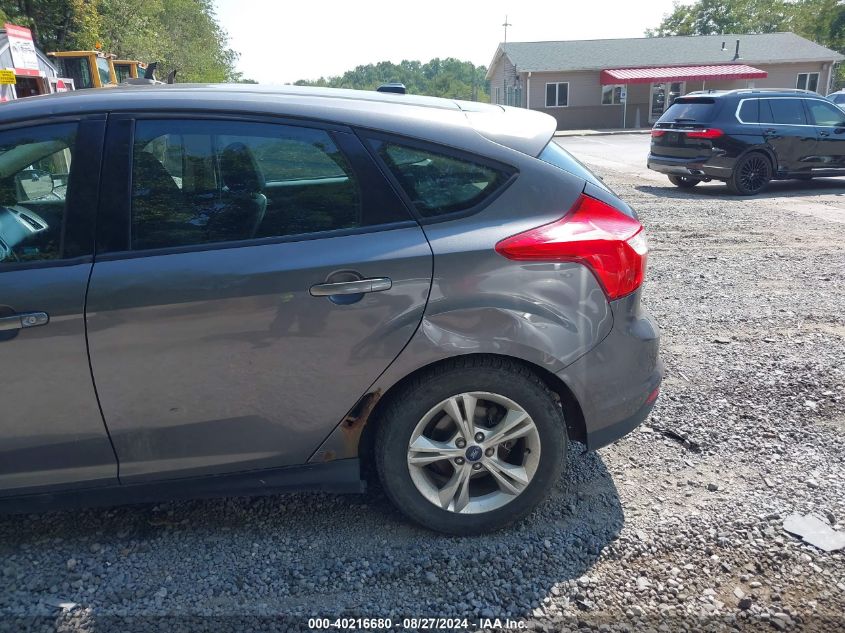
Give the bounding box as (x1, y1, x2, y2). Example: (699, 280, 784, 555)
(4, 24, 39, 71)
(0, 70, 16, 84)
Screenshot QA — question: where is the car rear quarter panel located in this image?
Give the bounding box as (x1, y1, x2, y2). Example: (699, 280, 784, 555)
(310, 156, 615, 462)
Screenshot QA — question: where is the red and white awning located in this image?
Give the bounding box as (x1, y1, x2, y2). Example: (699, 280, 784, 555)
(600, 64, 767, 85)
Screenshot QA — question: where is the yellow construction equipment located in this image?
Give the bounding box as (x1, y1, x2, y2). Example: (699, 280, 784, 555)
(113, 59, 147, 82)
(47, 51, 117, 89)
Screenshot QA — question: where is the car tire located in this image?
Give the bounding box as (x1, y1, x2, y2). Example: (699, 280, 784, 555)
(727, 152, 772, 195)
(374, 356, 567, 535)
(668, 175, 700, 189)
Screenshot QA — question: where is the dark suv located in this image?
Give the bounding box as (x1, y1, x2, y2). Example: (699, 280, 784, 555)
(647, 89, 845, 195)
(0, 85, 660, 534)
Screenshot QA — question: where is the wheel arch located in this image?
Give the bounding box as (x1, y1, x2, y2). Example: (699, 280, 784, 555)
(308, 352, 587, 472)
(740, 145, 777, 172)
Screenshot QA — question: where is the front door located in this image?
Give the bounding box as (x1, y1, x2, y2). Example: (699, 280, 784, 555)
(649, 82, 685, 123)
(0, 118, 117, 495)
(86, 116, 433, 482)
(804, 98, 845, 172)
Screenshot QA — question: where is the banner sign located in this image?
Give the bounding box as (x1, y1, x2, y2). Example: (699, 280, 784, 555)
(4, 23, 39, 71)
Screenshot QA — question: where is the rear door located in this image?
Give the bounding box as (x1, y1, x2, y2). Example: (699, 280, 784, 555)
(804, 98, 845, 172)
(86, 115, 432, 482)
(759, 98, 818, 174)
(0, 117, 117, 495)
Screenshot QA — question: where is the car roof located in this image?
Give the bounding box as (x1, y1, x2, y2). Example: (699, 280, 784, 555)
(0, 84, 557, 157)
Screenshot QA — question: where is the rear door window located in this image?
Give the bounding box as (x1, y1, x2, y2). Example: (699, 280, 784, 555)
(657, 98, 718, 124)
(373, 140, 511, 218)
(130, 120, 406, 250)
(768, 99, 807, 125)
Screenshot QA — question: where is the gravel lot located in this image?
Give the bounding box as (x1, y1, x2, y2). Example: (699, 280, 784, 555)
(2, 135, 844, 632)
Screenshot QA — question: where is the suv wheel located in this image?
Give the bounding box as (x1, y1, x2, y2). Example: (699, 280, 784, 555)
(728, 153, 772, 195)
(668, 175, 700, 189)
(375, 357, 567, 534)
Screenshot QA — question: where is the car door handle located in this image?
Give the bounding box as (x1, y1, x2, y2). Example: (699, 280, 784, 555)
(0, 311, 49, 331)
(763, 128, 777, 136)
(309, 278, 392, 297)
(819, 130, 830, 137)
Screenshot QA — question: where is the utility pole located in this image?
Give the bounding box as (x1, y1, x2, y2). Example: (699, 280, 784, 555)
(502, 15, 512, 105)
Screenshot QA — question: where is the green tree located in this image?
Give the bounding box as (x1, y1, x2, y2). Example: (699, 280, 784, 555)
(295, 57, 490, 101)
(645, 0, 794, 37)
(0, 0, 101, 50)
(0, 0, 240, 82)
(646, 0, 845, 88)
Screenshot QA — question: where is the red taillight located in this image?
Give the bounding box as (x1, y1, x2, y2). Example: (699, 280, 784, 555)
(685, 128, 724, 139)
(495, 194, 648, 300)
(652, 128, 723, 139)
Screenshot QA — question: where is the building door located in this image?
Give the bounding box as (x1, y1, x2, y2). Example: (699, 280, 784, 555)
(649, 82, 685, 123)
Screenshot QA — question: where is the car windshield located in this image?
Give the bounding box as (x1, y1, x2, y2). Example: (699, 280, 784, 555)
(657, 98, 719, 124)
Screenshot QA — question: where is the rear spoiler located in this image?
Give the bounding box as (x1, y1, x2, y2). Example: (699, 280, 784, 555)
(458, 102, 557, 157)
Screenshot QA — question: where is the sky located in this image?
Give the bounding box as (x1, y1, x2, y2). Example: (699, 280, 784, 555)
(213, 0, 680, 85)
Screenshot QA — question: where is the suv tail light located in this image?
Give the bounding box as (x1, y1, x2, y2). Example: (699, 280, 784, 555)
(495, 193, 648, 300)
(685, 128, 724, 139)
(651, 128, 723, 139)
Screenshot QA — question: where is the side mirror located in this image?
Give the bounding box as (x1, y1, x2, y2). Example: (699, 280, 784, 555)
(15, 169, 55, 201)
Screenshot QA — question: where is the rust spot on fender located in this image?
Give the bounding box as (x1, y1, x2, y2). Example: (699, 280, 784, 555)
(341, 390, 382, 453)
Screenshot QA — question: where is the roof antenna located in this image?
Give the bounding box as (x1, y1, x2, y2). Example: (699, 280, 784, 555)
(721, 41, 726, 51)
(734, 39, 741, 60)
(502, 15, 512, 44)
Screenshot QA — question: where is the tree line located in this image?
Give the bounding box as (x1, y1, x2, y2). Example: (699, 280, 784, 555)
(295, 58, 489, 102)
(0, 0, 244, 82)
(647, 0, 845, 88)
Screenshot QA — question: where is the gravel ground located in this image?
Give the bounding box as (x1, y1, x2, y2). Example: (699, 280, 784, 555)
(1, 162, 844, 633)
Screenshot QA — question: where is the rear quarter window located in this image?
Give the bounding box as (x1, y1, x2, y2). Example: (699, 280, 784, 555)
(657, 98, 719, 124)
(373, 140, 512, 219)
(738, 99, 759, 123)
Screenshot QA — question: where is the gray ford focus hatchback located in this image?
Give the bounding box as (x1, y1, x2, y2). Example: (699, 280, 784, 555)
(0, 85, 661, 534)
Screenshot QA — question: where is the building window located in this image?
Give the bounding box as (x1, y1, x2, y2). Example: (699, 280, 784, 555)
(601, 85, 624, 105)
(797, 72, 820, 93)
(545, 82, 569, 108)
(505, 86, 522, 107)
(494, 87, 501, 104)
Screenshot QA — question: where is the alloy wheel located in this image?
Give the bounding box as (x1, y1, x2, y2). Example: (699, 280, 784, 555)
(406, 392, 541, 514)
(738, 155, 770, 193)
